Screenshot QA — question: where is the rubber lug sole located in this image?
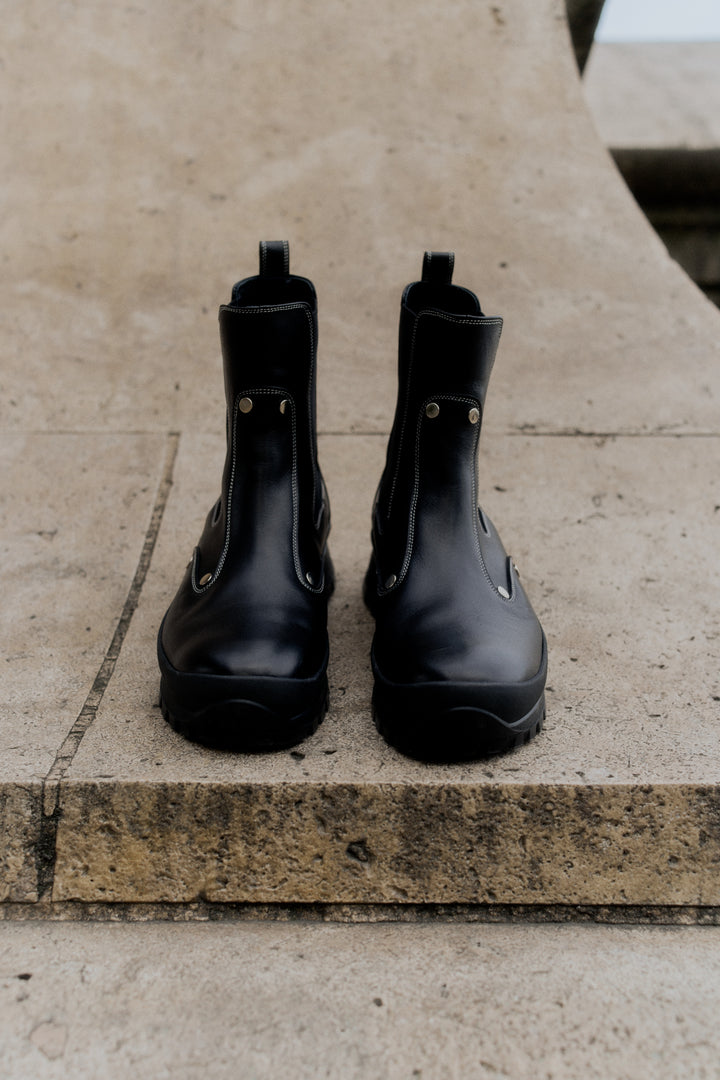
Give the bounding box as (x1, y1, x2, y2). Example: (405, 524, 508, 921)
(160, 681, 328, 752)
(373, 692, 545, 763)
(157, 627, 329, 752)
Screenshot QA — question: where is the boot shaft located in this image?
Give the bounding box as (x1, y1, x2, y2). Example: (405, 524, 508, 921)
(158, 241, 333, 750)
(188, 242, 329, 597)
(220, 240, 319, 437)
(218, 241, 322, 521)
(372, 252, 503, 589)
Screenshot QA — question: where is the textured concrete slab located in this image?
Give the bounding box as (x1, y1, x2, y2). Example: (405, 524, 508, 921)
(1, 921, 720, 1079)
(0, 434, 167, 778)
(3, 0, 720, 913)
(2, 1, 719, 442)
(0, 786, 40, 905)
(584, 43, 720, 149)
(46, 431, 720, 905)
(0, 434, 167, 900)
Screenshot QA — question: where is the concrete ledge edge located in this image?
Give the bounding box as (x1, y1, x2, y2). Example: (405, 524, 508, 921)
(2, 901, 720, 926)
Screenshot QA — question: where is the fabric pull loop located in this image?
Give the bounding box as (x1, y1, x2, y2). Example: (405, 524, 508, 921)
(422, 251, 455, 285)
(259, 240, 290, 277)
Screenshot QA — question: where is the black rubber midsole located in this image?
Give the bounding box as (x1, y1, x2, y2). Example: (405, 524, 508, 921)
(371, 635, 547, 726)
(373, 693, 545, 761)
(370, 635, 547, 759)
(157, 629, 329, 750)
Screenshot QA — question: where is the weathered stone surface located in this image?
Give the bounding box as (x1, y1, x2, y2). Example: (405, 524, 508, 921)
(3, 2, 719, 440)
(2, 921, 720, 1079)
(52, 780, 720, 905)
(0, 434, 167, 780)
(0, 784, 41, 903)
(50, 432, 720, 904)
(3, 0, 720, 911)
(65, 432, 720, 783)
(0, 433, 166, 900)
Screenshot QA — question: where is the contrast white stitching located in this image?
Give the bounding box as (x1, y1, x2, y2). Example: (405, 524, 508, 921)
(221, 304, 317, 515)
(381, 394, 515, 602)
(385, 309, 502, 518)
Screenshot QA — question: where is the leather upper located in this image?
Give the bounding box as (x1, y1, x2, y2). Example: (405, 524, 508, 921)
(368, 264, 545, 689)
(161, 255, 331, 682)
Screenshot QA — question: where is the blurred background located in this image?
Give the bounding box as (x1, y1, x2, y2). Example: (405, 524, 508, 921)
(583, 0, 720, 306)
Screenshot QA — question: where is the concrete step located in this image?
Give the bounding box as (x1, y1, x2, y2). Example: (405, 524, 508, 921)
(5, 426, 720, 908)
(2, 0, 720, 914)
(2, 920, 720, 1079)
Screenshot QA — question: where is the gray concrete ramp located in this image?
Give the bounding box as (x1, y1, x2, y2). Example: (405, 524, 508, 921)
(2, 0, 720, 910)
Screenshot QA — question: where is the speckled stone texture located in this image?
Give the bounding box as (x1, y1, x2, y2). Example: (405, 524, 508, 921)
(0, 785, 41, 903)
(2, 921, 720, 1079)
(2, 0, 720, 909)
(52, 781, 720, 905)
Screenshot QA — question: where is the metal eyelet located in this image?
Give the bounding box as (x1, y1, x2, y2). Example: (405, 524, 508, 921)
(468, 407, 480, 424)
(425, 402, 440, 419)
(306, 572, 315, 586)
(238, 397, 253, 414)
(199, 573, 212, 586)
(384, 574, 397, 588)
(498, 585, 510, 599)
(279, 399, 289, 414)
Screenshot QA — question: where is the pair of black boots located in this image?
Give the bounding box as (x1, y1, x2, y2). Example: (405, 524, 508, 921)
(158, 242, 547, 762)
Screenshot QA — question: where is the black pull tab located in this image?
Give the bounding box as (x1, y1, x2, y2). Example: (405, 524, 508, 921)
(422, 251, 455, 285)
(259, 240, 290, 277)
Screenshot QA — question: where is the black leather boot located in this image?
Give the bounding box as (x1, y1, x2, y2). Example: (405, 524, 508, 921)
(158, 241, 333, 750)
(364, 252, 547, 761)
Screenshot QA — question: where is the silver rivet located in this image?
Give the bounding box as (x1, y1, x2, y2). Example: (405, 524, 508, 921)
(498, 585, 510, 599)
(239, 396, 253, 413)
(468, 407, 480, 424)
(384, 574, 397, 589)
(306, 572, 315, 586)
(279, 399, 289, 414)
(426, 402, 440, 419)
(199, 573, 212, 586)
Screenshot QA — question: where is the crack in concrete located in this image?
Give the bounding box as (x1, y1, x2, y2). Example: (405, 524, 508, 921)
(36, 432, 180, 900)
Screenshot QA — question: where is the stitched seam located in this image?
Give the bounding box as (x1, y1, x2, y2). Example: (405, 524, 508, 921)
(222, 303, 310, 316)
(303, 307, 318, 518)
(386, 394, 476, 592)
(221, 304, 317, 514)
(190, 387, 322, 596)
(288, 397, 322, 594)
(383, 394, 513, 601)
(420, 311, 503, 327)
(386, 310, 501, 518)
(289, 397, 302, 586)
(469, 418, 515, 602)
(191, 388, 285, 594)
(386, 312, 419, 518)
